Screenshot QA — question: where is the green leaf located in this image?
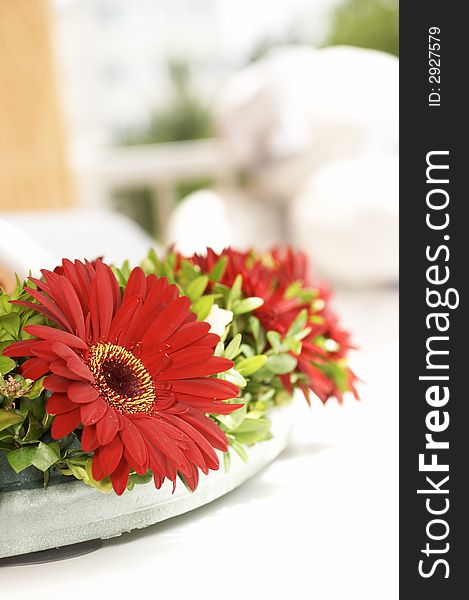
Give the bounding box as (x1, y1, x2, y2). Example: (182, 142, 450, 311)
(193, 295, 214, 321)
(248, 316, 260, 340)
(84, 460, 113, 492)
(162, 262, 176, 283)
(224, 334, 242, 360)
(319, 360, 351, 393)
(0, 408, 25, 431)
(112, 266, 128, 287)
(232, 416, 272, 445)
(232, 297, 264, 315)
(127, 471, 153, 489)
(214, 340, 224, 357)
(286, 308, 308, 338)
(0, 340, 16, 353)
(21, 413, 44, 443)
(209, 256, 228, 282)
(288, 337, 303, 355)
(240, 343, 254, 358)
(186, 276, 209, 302)
(180, 259, 200, 282)
(217, 401, 247, 430)
(177, 472, 194, 493)
(266, 330, 282, 352)
(223, 450, 231, 472)
(25, 376, 45, 400)
(226, 275, 243, 309)
(222, 368, 247, 388)
(265, 354, 298, 375)
(7, 446, 36, 473)
(229, 439, 249, 462)
(30, 442, 61, 471)
(236, 355, 267, 376)
(0, 313, 21, 338)
(0, 356, 16, 375)
(249, 316, 266, 354)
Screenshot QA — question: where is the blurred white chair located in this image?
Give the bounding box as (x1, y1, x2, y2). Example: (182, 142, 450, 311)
(0, 209, 157, 281)
(167, 189, 283, 255)
(217, 45, 398, 203)
(291, 156, 399, 286)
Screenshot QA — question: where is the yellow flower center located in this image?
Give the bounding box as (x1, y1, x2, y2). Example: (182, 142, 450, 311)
(87, 343, 155, 414)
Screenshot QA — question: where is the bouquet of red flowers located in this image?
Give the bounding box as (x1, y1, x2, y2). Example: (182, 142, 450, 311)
(0, 247, 358, 496)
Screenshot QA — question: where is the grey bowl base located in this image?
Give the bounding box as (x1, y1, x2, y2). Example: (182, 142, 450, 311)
(0, 405, 294, 559)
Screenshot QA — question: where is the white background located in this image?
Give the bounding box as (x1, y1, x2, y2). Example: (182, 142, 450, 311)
(1, 288, 398, 599)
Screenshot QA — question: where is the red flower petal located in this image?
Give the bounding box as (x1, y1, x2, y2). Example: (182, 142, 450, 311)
(6, 259, 243, 493)
(164, 321, 211, 353)
(23, 325, 88, 349)
(47, 393, 76, 415)
(121, 277, 169, 342)
(163, 413, 219, 470)
(81, 424, 99, 452)
(60, 276, 86, 339)
(175, 392, 243, 414)
(157, 356, 233, 380)
(50, 360, 85, 381)
(179, 462, 200, 491)
(94, 435, 123, 476)
(96, 408, 120, 445)
(124, 266, 146, 299)
(67, 381, 99, 404)
(171, 378, 239, 399)
(160, 284, 179, 305)
(143, 352, 171, 376)
(141, 296, 190, 348)
(51, 408, 82, 439)
(110, 457, 130, 496)
(164, 346, 214, 370)
(91, 450, 106, 481)
(182, 409, 229, 451)
(31, 341, 62, 361)
(19, 287, 73, 331)
(2, 340, 37, 357)
(91, 260, 115, 340)
(20, 358, 50, 380)
(51, 342, 78, 362)
(66, 356, 94, 381)
(136, 417, 188, 467)
(120, 418, 148, 470)
(108, 295, 141, 342)
(44, 374, 71, 393)
(80, 397, 107, 425)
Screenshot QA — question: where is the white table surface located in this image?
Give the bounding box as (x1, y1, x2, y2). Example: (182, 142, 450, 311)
(1, 289, 398, 599)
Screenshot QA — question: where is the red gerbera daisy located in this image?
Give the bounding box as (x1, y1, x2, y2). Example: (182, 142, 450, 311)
(191, 247, 300, 333)
(191, 247, 359, 405)
(4, 259, 241, 495)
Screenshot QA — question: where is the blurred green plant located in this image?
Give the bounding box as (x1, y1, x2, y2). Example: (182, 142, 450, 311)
(114, 59, 214, 238)
(120, 59, 213, 145)
(247, 27, 304, 64)
(324, 0, 399, 57)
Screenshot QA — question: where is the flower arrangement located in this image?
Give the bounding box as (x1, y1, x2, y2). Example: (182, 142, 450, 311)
(0, 247, 358, 496)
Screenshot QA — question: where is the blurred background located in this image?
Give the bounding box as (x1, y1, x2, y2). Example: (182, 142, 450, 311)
(1, 2, 399, 596)
(0, 0, 398, 288)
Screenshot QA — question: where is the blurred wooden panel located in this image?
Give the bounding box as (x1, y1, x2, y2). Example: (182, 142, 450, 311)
(0, 0, 75, 210)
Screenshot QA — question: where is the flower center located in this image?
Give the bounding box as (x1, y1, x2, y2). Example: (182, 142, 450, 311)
(87, 343, 155, 414)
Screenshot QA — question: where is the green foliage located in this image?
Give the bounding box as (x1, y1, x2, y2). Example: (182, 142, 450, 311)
(0, 356, 15, 376)
(236, 355, 267, 377)
(0, 247, 358, 494)
(7, 442, 60, 474)
(324, 0, 399, 57)
(119, 59, 213, 145)
(58, 457, 113, 493)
